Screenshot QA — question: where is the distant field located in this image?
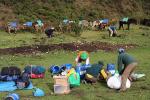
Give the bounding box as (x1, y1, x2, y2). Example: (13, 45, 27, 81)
(0, 25, 150, 100)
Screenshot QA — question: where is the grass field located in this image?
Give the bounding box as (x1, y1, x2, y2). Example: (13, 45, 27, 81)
(0, 25, 150, 100)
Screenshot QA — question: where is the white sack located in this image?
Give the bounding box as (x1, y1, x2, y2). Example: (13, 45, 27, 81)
(107, 76, 131, 89)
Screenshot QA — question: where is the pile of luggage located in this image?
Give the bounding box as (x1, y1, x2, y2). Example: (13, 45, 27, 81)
(0, 66, 31, 90)
(24, 65, 46, 79)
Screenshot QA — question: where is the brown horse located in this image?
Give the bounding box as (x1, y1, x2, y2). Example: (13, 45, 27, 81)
(32, 22, 44, 33)
(59, 21, 75, 33)
(33, 22, 50, 33)
(92, 18, 118, 30)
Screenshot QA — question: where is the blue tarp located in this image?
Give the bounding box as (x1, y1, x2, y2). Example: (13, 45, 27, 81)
(63, 19, 69, 24)
(102, 19, 109, 24)
(122, 17, 129, 22)
(0, 81, 33, 92)
(0, 81, 17, 92)
(24, 22, 32, 27)
(9, 22, 17, 28)
(37, 20, 43, 26)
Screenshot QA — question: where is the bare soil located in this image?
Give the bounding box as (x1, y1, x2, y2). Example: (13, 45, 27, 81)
(0, 42, 137, 55)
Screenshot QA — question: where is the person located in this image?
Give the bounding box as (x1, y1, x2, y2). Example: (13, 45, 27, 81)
(117, 48, 137, 92)
(99, 68, 131, 90)
(85, 61, 104, 84)
(75, 51, 90, 66)
(45, 27, 55, 38)
(108, 25, 117, 37)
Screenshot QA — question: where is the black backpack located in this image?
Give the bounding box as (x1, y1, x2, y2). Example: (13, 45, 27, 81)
(16, 73, 30, 89)
(0, 66, 21, 81)
(1, 66, 21, 76)
(1, 67, 9, 76)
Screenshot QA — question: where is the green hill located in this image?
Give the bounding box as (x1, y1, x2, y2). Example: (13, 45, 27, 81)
(0, 0, 149, 24)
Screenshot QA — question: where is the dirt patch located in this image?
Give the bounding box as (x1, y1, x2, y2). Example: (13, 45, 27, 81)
(0, 42, 137, 55)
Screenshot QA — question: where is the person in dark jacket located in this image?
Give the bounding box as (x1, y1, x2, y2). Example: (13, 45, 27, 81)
(117, 48, 137, 92)
(45, 27, 55, 38)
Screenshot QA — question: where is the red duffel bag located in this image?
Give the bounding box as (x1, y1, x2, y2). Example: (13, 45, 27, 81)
(30, 73, 44, 79)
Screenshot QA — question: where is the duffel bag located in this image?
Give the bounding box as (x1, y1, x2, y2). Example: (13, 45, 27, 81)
(30, 73, 44, 79)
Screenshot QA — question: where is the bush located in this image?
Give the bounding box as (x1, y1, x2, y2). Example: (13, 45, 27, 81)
(72, 22, 82, 36)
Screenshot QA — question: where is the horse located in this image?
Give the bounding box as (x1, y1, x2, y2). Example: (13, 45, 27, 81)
(59, 20, 75, 33)
(78, 20, 91, 29)
(32, 22, 44, 33)
(119, 18, 137, 30)
(92, 19, 110, 30)
(140, 19, 150, 26)
(12, 22, 33, 33)
(6, 22, 18, 34)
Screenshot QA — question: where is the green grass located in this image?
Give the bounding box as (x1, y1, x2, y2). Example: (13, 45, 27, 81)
(0, 25, 150, 100)
(0, 25, 149, 48)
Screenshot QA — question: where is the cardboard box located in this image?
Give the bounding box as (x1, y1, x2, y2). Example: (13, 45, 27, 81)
(53, 75, 69, 86)
(54, 84, 70, 94)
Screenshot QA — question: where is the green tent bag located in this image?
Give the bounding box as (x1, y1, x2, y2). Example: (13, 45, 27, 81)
(68, 73, 80, 87)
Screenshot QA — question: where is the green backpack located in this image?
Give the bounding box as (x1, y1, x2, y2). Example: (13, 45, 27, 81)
(68, 73, 80, 87)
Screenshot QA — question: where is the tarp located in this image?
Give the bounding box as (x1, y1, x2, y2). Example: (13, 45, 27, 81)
(0, 81, 17, 92)
(37, 20, 43, 26)
(0, 81, 33, 92)
(24, 22, 32, 27)
(102, 19, 109, 24)
(63, 19, 69, 24)
(9, 22, 17, 28)
(122, 17, 129, 22)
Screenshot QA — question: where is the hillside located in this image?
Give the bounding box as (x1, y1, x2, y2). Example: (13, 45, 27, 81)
(0, 0, 150, 24)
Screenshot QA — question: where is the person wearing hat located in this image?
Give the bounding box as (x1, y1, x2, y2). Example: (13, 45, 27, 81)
(45, 27, 55, 38)
(75, 51, 89, 66)
(117, 48, 137, 92)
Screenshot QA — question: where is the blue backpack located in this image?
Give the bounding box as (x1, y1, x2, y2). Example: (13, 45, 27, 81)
(33, 88, 45, 97)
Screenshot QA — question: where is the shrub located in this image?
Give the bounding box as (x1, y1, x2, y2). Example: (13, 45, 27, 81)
(72, 22, 82, 36)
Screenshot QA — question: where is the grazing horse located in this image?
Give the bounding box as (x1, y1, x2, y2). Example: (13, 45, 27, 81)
(140, 19, 150, 26)
(59, 20, 75, 33)
(92, 19, 109, 30)
(32, 20, 50, 33)
(33, 22, 44, 33)
(119, 18, 137, 30)
(6, 22, 18, 33)
(79, 20, 91, 29)
(17, 21, 34, 32)
(20, 21, 49, 33)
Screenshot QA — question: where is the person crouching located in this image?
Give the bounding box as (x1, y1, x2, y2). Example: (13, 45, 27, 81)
(45, 27, 55, 38)
(108, 25, 117, 37)
(117, 48, 137, 92)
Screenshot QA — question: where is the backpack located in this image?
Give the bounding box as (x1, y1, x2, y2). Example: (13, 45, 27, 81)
(0, 66, 21, 81)
(1, 66, 21, 76)
(33, 88, 45, 97)
(24, 65, 46, 74)
(1, 67, 9, 76)
(16, 73, 30, 89)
